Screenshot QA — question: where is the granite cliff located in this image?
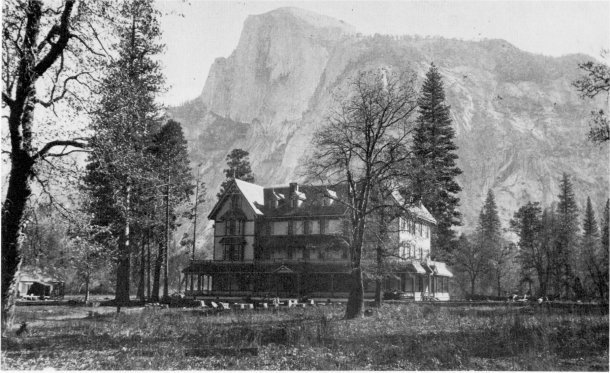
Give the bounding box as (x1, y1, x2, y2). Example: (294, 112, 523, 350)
(170, 7, 609, 254)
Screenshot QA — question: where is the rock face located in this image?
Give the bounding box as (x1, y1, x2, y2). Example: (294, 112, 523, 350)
(170, 7, 609, 254)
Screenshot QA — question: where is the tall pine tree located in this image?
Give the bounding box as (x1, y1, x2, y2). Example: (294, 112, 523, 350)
(83, 0, 165, 304)
(217, 149, 255, 199)
(148, 120, 193, 301)
(411, 63, 462, 261)
(475, 190, 502, 294)
(580, 197, 606, 299)
(554, 173, 580, 298)
(600, 199, 610, 302)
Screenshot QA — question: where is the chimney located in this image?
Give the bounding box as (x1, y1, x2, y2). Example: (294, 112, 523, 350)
(289, 182, 298, 196)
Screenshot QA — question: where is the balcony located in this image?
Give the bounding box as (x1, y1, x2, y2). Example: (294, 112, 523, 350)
(189, 257, 350, 265)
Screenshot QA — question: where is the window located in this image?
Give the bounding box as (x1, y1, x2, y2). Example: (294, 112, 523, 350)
(294, 221, 304, 235)
(224, 220, 242, 236)
(419, 247, 423, 259)
(400, 218, 406, 230)
(287, 249, 293, 260)
(303, 247, 310, 260)
(310, 220, 320, 234)
(318, 250, 325, 260)
(272, 221, 288, 235)
(225, 220, 234, 235)
(303, 221, 310, 235)
(328, 219, 341, 234)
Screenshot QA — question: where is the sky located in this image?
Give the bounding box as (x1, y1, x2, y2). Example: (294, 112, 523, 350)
(156, 0, 610, 106)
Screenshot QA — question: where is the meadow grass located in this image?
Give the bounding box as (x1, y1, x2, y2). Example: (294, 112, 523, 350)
(1, 302, 607, 370)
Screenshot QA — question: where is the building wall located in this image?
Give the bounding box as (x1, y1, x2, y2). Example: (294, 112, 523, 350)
(213, 190, 257, 261)
(398, 217, 432, 260)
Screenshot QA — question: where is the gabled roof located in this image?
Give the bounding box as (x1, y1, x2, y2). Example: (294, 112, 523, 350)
(235, 179, 264, 215)
(208, 179, 265, 220)
(18, 266, 63, 283)
(391, 191, 437, 225)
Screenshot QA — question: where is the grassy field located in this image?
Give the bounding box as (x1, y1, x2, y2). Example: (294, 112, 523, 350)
(2, 302, 608, 370)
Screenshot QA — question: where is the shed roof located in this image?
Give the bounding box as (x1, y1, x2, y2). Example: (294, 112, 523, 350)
(18, 266, 63, 283)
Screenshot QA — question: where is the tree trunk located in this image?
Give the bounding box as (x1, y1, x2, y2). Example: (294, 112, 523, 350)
(470, 275, 476, 297)
(374, 280, 382, 307)
(345, 267, 364, 319)
(374, 245, 383, 307)
(115, 187, 131, 305)
(84, 272, 90, 303)
(151, 241, 163, 302)
(147, 236, 151, 300)
(2, 152, 34, 335)
(137, 231, 146, 301)
(163, 179, 170, 299)
(115, 235, 131, 304)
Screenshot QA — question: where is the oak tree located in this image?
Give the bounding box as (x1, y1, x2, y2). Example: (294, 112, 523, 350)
(2, 0, 112, 332)
(307, 69, 418, 319)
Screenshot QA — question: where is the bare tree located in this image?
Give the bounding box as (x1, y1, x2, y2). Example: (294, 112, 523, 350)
(1, 0, 112, 333)
(454, 233, 490, 297)
(306, 69, 418, 319)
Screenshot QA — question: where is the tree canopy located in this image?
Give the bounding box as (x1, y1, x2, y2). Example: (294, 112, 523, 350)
(410, 63, 462, 261)
(307, 68, 418, 318)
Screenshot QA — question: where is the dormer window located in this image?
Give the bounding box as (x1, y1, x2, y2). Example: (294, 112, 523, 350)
(323, 189, 337, 206)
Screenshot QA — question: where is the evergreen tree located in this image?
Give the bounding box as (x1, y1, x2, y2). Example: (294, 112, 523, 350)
(83, 0, 165, 304)
(554, 173, 580, 298)
(579, 197, 605, 299)
(148, 120, 194, 300)
(600, 199, 610, 302)
(475, 190, 502, 294)
(411, 63, 462, 261)
(217, 149, 255, 199)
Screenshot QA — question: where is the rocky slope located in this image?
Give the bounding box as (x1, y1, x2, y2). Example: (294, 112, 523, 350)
(170, 7, 609, 254)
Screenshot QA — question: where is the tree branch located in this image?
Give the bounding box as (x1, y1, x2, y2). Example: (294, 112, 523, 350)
(33, 139, 88, 161)
(2, 92, 14, 108)
(33, 0, 75, 77)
